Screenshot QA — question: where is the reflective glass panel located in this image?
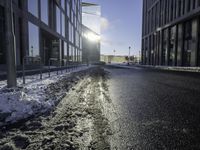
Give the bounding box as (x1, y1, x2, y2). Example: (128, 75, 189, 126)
(61, 0, 65, 10)
(28, 22, 39, 57)
(56, 6, 61, 34)
(62, 13, 65, 37)
(64, 42, 67, 59)
(82, 5, 101, 34)
(28, 0, 38, 17)
(41, 0, 49, 25)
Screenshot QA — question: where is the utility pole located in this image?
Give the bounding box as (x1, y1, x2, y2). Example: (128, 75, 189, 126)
(5, 0, 17, 88)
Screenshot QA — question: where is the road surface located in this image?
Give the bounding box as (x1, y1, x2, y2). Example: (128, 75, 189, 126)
(1, 66, 200, 150)
(106, 65, 200, 149)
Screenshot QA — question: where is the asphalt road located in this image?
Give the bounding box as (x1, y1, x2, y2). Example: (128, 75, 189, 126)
(106, 65, 200, 150)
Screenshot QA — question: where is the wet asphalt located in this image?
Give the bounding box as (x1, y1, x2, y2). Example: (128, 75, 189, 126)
(106, 65, 200, 150)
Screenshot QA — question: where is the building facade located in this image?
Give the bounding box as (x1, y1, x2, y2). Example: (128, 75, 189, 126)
(142, 0, 200, 66)
(0, 0, 82, 68)
(82, 25, 100, 64)
(81, 2, 101, 63)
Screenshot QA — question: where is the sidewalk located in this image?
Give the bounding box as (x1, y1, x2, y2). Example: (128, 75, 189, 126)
(107, 63, 200, 73)
(136, 65, 200, 73)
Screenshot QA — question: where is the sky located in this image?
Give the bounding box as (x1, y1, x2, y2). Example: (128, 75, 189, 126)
(84, 0, 143, 56)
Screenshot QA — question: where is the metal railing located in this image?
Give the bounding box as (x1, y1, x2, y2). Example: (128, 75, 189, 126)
(23, 56, 42, 84)
(23, 56, 83, 84)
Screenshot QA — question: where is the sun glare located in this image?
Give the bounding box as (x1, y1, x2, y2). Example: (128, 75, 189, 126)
(84, 32, 101, 42)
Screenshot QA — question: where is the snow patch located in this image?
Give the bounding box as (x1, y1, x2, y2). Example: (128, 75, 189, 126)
(0, 67, 89, 125)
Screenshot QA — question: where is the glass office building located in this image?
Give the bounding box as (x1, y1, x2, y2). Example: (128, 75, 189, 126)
(81, 2, 101, 63)
(82, 3, 101, 34)
(0, 0, 82, 67)
(142, 0, 200, 67)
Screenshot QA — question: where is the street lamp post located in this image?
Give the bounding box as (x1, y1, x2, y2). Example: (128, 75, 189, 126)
(113, 49, 116, 56)
(128, 46, 131, 65)
(5, 0, 17, 88)
(113, 49, 116, 63)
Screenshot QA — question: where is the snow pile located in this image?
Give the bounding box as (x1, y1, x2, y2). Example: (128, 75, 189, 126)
(0, 67, 89, 126)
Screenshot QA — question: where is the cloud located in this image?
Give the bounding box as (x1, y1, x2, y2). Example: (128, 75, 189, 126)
(100, 17, 109, 31)
(101, 38, 125, 47)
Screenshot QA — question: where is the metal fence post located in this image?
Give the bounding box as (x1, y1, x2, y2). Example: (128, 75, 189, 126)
(48, 59, 51, 77)
(61, 60, 63, 74)
(39, 58, 42, 80)
(57, 60, 59, 75)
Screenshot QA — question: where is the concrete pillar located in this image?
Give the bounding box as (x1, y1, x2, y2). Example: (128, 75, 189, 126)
(5, 0, 17, 87)
(177, 23, 183, 66)
(191, 19, 198, 66)
(14, 14, 21, 66)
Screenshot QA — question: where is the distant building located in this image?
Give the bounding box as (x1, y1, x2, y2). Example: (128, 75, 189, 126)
(82, 25, 100, 64)
(142, 0, 200, 67)
(101, 55, 126, 63)
(0, 0, 82, 69)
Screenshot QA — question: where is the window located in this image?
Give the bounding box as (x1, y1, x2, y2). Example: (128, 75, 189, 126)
(67, 2, 70, 18)
(56, 6, 61, 34)
(28, 22, 39, 57)
(184, 21, 192, 66)
(71, 25, 74, 43)
(69, 45, 72, 61)
(169, 26, 176, 65)
(41, 0, 49, 25)
(64, 42, 67, 59)
(80, 51, 82, 61)
(61, 0, 65, 10)
(68, 22, 71, 41)
(162, 29, 168, 65)
(28, 0, 38, 17)
(62, 13, 65, 37)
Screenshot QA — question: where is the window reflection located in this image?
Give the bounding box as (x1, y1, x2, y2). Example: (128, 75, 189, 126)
(64, 42, 67, 59)
(69, 45, 72, 61)
(69, 22, 72, 42)
(61, 0, 65, 10)
(82, 5, 101, 34)
(28, 0, 38, 17)
(62, 13, 65, 37)
(28, 22, 39, 57)
(67, 2, 70, 18)
(56, 6, 61, 34)
(41, 0, 49, 25)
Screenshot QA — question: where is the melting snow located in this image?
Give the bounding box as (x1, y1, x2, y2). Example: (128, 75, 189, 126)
(0, 67, 89, 125)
